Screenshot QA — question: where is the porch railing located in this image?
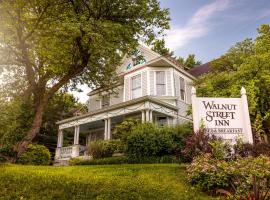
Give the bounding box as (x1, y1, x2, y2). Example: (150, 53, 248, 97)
(60, 146, 73, 158)
(60, 145, 87, 158)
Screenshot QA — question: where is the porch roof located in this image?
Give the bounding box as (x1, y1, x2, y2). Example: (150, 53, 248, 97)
(56, 95, 178, 125)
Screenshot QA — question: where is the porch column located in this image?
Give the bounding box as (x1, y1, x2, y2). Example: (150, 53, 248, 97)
(57, 129, 63, 148)
(149, 110, 153, 123)
(55, 129, 63, 159)
(72, 126, 80, 158)
(104, 119, 108, 140)
(145, 109, 150, 122)
(141, 110, 146, 122)
(107, 118, 111, 140)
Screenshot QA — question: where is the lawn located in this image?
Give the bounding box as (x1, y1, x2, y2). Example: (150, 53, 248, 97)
(0, 164, 214, 200)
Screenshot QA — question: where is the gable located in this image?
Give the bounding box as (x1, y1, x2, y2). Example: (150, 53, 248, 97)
(117, 44, 160, 74)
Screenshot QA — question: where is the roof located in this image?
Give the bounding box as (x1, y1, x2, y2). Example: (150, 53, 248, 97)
(187, 62, 211, 77)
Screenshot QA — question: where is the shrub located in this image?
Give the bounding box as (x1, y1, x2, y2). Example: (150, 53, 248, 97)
(181, 130, 217, 162)
(125, 123, 174, 158)
(113, 118, 140, 141)
(70, 156, 128, 165)
(209, 140, 232, 160)
(187, 154, 270, 198)
(87, 140, 122, 159)
(17, 144, 51, 165)
(70, 155, 178, 165)
(234, 139, 270, 158)
(187, 154, 230, 191)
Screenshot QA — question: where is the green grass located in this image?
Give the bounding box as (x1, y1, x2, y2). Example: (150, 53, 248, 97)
(0, 164, 214, 200)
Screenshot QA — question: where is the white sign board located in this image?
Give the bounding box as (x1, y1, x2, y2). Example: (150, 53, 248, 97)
(191, 87, 253, 144)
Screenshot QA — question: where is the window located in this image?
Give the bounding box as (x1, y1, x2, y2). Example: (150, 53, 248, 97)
(157, 116, 167, 127)
(101, 95, 110, 108)
(156, 71, 166, 96)
(180, 77, 185, 101)
(131, 74, 141, 99)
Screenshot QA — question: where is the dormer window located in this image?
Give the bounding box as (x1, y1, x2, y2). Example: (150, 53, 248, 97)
(156, 71, 166, 96)
(101, 94, 110, 108)
(131, 74, 141, 99)
(180, 77, 186, 101)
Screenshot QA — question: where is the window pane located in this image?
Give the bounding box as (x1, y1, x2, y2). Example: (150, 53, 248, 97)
(132, 74, 141, 89)
(132, 88, 141, 99)
(131, 74, 141, 99)
(156, 71, 165, 84)
(102, 95, 110, 108)
(179, 77, 185, 101)
(156, 84, 166, 96)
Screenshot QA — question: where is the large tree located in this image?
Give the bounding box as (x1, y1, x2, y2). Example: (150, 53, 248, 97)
(195, 25, 270, 141)
(0, 0, 169, 160)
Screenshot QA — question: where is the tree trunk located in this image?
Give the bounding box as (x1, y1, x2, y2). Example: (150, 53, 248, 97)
(14, 99, 47, 162)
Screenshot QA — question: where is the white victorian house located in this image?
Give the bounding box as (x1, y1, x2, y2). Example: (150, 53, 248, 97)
(55, 45, 197, 162)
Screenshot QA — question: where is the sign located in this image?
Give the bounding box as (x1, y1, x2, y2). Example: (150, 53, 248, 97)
(191, 87, 253, 144)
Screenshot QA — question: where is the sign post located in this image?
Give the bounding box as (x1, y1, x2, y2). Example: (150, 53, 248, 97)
(191, 87, 253, 144)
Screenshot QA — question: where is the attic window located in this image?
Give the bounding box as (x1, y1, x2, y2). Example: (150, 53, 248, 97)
(156, 71, 166, 96)
(101, 95, 110, 108)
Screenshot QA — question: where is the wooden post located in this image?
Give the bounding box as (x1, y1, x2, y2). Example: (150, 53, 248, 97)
(241, 87, 253, 144)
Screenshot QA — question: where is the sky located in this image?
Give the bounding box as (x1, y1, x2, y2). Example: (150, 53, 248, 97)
(73, 0, 270, 103)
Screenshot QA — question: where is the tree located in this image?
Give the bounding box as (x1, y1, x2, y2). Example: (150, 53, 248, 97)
(151, 39, 173, 56)
(195, 24, 270, 141)
(177, 54, 202, 69)
(0, 0, 170, 161)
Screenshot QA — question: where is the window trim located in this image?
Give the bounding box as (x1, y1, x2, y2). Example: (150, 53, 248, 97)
(155, 71, 167, 96)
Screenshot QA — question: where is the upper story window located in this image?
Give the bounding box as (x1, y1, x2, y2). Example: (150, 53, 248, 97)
(101, 94, 110, 108)
(156, 71, 166, 96)
(131, 74, 141, 99)
(180, 77, 186, 101)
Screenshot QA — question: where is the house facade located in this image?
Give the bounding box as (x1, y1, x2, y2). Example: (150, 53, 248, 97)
(55, 45, 196, 161)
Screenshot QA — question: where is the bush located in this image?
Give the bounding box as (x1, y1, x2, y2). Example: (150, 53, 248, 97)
(187, 154, 230, 191)
(234, 139, 270, 158)
(87, 140, 122, 159)
(181, 130, 217, 162)
(17, 144, 51, 165)
(125, 123, 174, 158)
(70, 156, 128, 165)
(187, 154, 270, 198)
(70, 155, 178, 165)
(113, 118, 140, 141)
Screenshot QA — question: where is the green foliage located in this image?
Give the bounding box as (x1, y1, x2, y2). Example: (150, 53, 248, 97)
(113, 118, 140, 141)
(125, 123, 174, 158)
(17, 144, 51, 165)
(113, 120, 192, 160)
(70, 156, 178, 166)
(0, 164, 213, 200)
(177, 54, 202, 69)
(209, 140, 232, 160)
(195, 25, 270, 138)
(151, 38, 174, 56)
(187, 154, 230, 191)
(187, 154, 270, 198)
(87, 140, 120, 159)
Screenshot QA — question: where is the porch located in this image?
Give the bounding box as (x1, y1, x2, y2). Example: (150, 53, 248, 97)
(55, 96, 180, 161)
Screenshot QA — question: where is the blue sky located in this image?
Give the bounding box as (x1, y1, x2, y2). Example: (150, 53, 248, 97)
(160, 0, 270, 62)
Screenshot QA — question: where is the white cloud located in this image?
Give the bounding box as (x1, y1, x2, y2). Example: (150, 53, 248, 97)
(165, 0, 231, 50)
